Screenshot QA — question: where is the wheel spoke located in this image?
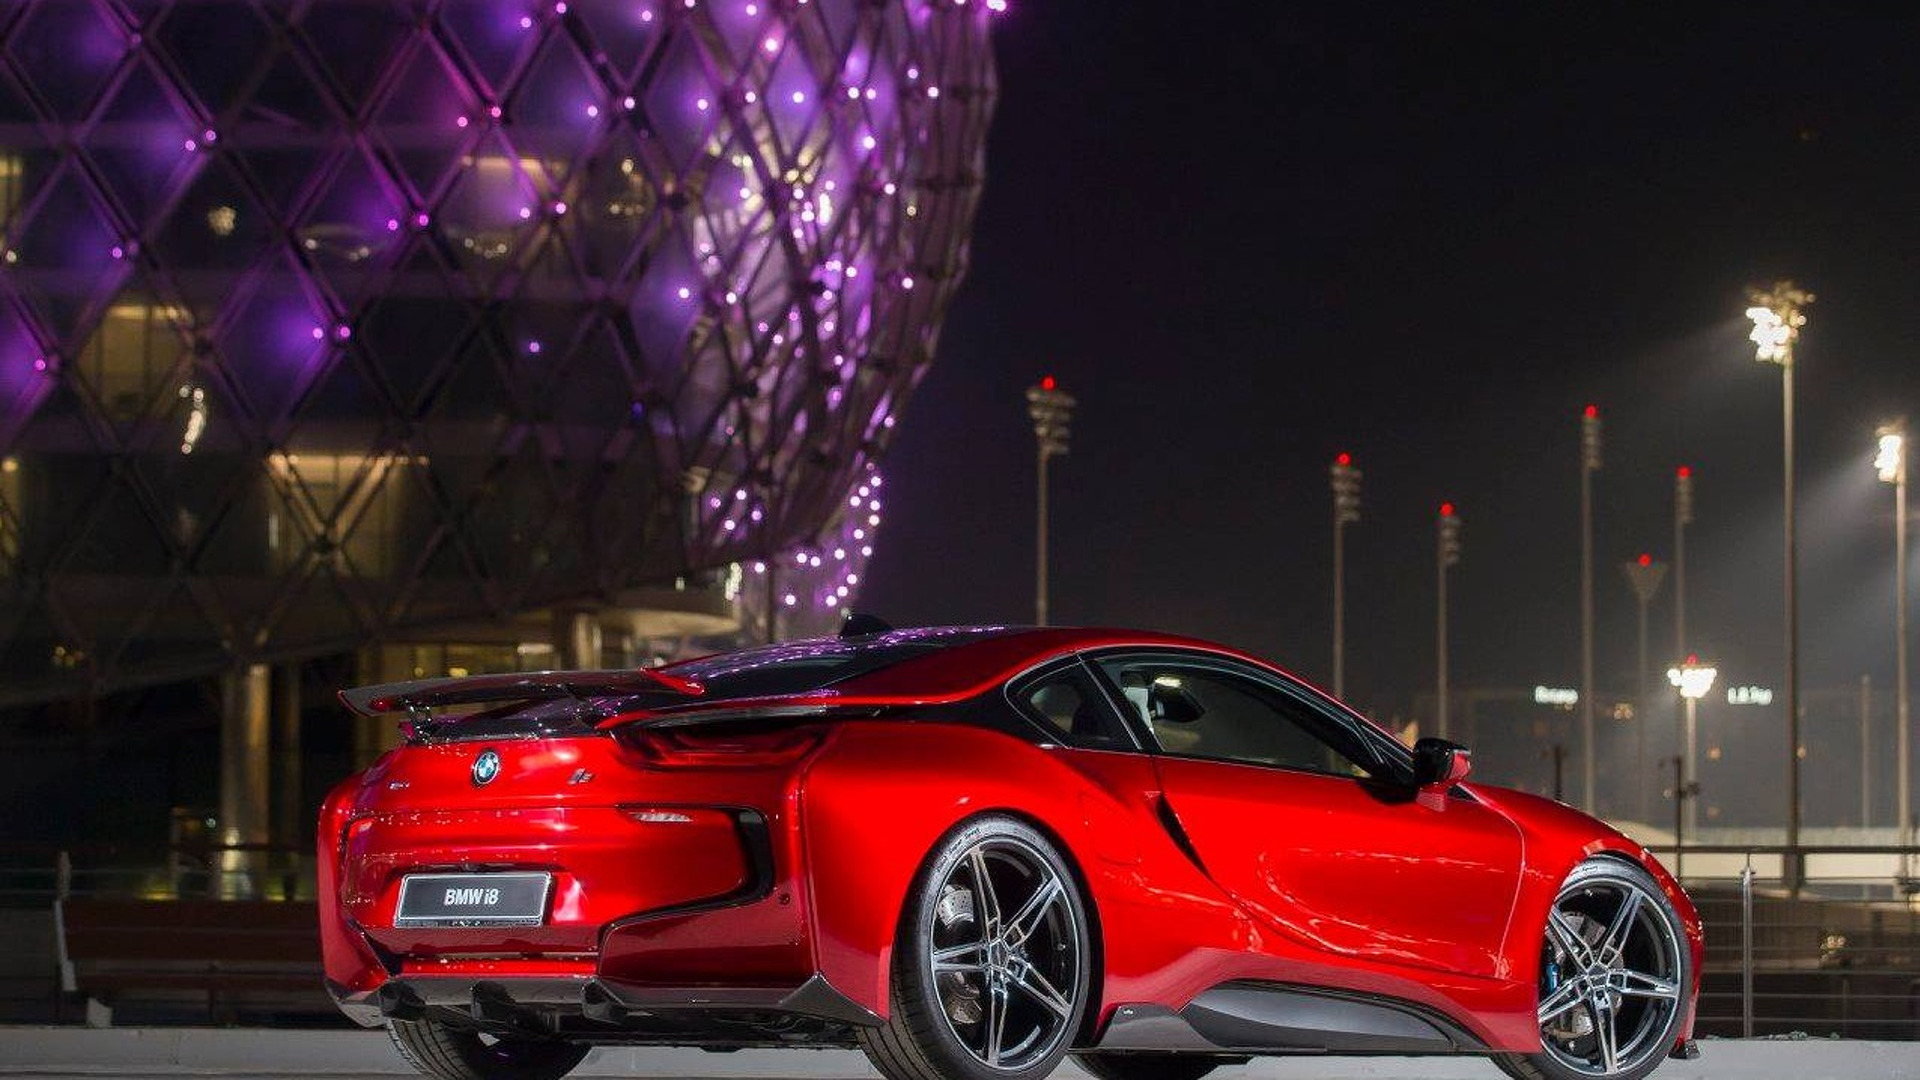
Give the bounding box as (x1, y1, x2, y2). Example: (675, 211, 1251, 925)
(1588, 998, 1619, 1074)
(1009, 959, 1074, 1020)
(1597, 889, 1642, 967)
(1003, 875, 1064, 947)
(1537, 978, 1585, 1025)
(932, 942, 985, 973)
(1548, 908, 1596, 968)
(983, 983, 1008, 1066)
(968, 847, 1002, 940)
(1617, 969, 1680, 1001)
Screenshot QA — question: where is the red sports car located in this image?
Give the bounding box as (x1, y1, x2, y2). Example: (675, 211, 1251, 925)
(319, 622, 1701, 1080)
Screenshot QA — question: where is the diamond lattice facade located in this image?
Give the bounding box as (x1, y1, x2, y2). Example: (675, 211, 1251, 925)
(0, 0, 997, 702)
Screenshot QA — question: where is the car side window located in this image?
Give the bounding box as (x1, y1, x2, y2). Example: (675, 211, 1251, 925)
(1008, 661, 1133, 749)
(1095, 656, 1383, 779)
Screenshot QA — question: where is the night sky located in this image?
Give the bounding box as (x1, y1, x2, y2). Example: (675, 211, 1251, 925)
(863, 4, 1920, 739)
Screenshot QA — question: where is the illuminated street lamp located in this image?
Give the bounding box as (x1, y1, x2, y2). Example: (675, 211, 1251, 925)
(1622, 553, 1669, 821)
(1330, 452, 1362, 699)
(1746, 280, 1812, 870)
(1579, 404, 1602, 813)
(1437, 502, 1462, 738)
(1876, 422, 1910, 864)
(1026, 376, 1074, 627)
(1668, 656, 1718, 836)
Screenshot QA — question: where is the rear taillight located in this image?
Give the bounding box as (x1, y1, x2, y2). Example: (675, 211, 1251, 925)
(621, 724, 823, 768)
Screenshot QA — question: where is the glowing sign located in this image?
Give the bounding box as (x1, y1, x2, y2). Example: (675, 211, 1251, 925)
(1533, 686, 1579, 706)
(1726, 685, 1774, 706)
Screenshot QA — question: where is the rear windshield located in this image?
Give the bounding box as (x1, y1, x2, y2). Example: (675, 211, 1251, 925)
(661, 626, 1019, 700)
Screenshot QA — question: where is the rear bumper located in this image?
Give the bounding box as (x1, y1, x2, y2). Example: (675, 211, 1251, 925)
(330, 972, 879, 1031)
(318, 755, 826, 1029)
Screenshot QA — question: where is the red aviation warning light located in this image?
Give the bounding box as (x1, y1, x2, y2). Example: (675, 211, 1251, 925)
(1581, 405, 1603, 471)
(1330, 452, 1362, 525)
(1025, 377, 1075, 458)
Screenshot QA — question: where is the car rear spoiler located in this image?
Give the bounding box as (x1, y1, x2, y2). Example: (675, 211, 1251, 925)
(337, 668, 704, 718)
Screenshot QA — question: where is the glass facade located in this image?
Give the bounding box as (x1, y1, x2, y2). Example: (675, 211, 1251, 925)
(0, 0, 998, 702)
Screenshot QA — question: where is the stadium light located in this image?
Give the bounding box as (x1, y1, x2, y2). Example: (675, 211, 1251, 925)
(1026, 376, 1075, 626)
(1745, 280, 1812, 876)
(1330, 452, 1362, 698)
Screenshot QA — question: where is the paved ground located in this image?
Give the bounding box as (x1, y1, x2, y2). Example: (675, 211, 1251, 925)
(0, 1029, 1914, 1080)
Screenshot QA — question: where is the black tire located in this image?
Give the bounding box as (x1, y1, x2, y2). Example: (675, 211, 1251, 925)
(858, 814, 1092, 1080)
(1073, 1052, 1221, 1080)
(1493, 858, 1690, 1080)
(387, 1016, 589, 1080)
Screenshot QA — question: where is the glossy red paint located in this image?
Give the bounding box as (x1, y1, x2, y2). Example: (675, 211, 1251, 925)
(317, 626, 1700, 1057)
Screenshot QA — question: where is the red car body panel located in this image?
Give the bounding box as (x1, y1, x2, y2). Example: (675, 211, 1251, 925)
(317, 627, 1702, 1057)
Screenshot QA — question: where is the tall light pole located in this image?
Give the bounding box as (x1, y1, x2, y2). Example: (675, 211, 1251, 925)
(1668, 656, 1718, 836)
(1623, 553, 1669, 822)
(1330, 452, 1362, 699)
(1674, 466, 1694, 660)
(1026, 376, 1074, 627)
(1580, 404, 1602, 812)
(1746, 281, 1812, 870)
(1673, 467, 1694, 828)
(1437, 502, 1461, 739)
(1876, 422, 1909, 864)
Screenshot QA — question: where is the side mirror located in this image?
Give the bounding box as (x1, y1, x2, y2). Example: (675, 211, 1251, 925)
(1412, 737, 1471, 789)
(1147, 678, 1205, 725)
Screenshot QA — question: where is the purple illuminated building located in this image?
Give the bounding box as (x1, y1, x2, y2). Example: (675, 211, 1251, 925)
(0, 0, 1000, 710)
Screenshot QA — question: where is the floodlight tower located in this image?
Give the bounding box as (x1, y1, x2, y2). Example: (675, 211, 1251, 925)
(1623, 553, 1669, 821)
(1580, 405, 1603, 812)
(1026, 376, 1075, 627)
(1674, 466, 1694, 660)
(1745, 281, 1812, 867)
(1437, 502, 1462, 738)
(1876, 422, 1909, 864)
(1669, 657, 1718, 836)
(1330, 453, 1362, 699)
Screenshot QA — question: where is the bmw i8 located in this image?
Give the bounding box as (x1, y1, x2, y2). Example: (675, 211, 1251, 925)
(319, 622, 1701, 1080)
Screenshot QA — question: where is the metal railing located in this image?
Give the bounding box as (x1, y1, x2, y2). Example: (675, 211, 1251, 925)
(4, 845, 1918, 1035)
(0, 846, 317, 908)
(1644, 845, 1920, 1039)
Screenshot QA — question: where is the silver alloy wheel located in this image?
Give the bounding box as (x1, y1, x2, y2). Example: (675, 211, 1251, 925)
(927, 835, 1082, 1072)
(1536, 873, 1684, 1077)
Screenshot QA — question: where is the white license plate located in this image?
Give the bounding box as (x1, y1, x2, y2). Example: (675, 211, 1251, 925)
(395, 872, 552, 927)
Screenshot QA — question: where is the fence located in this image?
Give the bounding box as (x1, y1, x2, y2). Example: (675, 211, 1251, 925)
(1644, 844, 1920, 1039)
(3, 845, 1917, 1034)
(0, 845, 317, 909)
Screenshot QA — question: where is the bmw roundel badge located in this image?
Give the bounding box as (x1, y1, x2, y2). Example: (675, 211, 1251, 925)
(471, 749, 502, 787)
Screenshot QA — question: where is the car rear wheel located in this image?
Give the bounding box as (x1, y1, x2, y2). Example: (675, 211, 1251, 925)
(1494, 859, 1688, 1080)
(387, 1016, 589, 1080)
(858, 814, 1091, 1080)
(1073, 1052, 1221, 1080)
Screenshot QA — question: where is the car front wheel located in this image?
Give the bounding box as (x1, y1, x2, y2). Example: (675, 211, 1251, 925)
(1495, 858, 1689, 1080)
(858, 814, 1091, 1080)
